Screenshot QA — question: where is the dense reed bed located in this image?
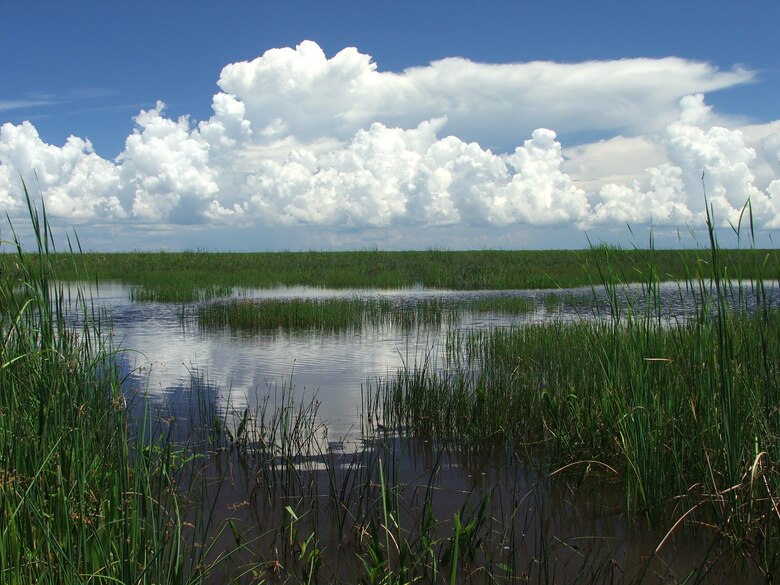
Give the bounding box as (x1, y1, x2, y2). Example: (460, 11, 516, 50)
(197, 295, 535, 333)
(367, 211, 780, 580)
(6, 246, 777, 293)
(0, 197, 250, 583)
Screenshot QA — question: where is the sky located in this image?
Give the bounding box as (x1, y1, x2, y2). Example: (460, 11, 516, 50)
(1, 1, 779, 251)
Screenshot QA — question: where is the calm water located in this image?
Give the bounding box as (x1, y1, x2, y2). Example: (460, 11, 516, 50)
(68, 279, 777, 442)
(61, 279, 775, 582)
(77, 283, 566, 439)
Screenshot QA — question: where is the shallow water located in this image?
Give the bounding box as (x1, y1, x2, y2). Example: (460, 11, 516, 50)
(69, 283, 561, 439)
(65, 279, 778, 443)
(58, 279, 776, 582)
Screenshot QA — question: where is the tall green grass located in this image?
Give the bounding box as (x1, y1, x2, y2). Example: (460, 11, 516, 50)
(368, 211, 780, 579)
(196, 296, 535, 334)
(7, 247, 777, 292)
(0, 191, 251, 583)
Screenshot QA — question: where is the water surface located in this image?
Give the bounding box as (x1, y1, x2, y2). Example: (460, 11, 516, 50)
(61, 279, 775, 582)
(72, 280, 777, 442)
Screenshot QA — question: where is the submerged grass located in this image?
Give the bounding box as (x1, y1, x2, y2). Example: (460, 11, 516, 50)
(207, 388, 701, 585)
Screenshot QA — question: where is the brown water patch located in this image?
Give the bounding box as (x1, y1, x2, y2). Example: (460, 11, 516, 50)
(166, 434, 762, 584)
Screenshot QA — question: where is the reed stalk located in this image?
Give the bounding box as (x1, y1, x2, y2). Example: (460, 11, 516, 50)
(0, 186, 250, 583)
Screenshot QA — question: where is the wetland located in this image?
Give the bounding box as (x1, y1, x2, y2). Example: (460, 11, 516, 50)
(1, 210, 779, 584)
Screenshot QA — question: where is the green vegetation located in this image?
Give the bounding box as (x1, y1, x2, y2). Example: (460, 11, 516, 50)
(130, 283, 234, 303)
(0, 198, 228, 582)
(367, 209, 780, 580)
(198, 297, 447, 333)
(0, 203, 651, 583)
(3, 187, 778, 583)
(4, 246, 777, 294)
(0, 192, 692, 585)
(197, 295, 534, 333)
(541, 290, 577, 313)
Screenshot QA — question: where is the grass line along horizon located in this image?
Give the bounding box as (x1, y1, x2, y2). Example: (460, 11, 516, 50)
(2, 247, 778, 295)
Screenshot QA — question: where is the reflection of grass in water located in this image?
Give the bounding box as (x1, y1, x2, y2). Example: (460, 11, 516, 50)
(204, 376, 762, 584)
(210, 382, 726, 585)
(542, 291, 594, 314)
(380, 312, 779, 506)
(197, 295, 537, 333)
(460, 295, 535, 314)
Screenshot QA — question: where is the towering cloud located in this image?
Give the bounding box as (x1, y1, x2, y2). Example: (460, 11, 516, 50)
(0, 121, 123, 219)
(216, 41, 753, 149)
(591, 95, 780, 228)
(1, 41, 778, 247)
(117, 103, 219, 223)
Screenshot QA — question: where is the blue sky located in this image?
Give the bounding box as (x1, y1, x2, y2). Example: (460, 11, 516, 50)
(1, 1, 779, 251)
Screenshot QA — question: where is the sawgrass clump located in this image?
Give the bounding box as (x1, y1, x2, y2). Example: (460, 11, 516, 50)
(0, 193, 248, 583)
(130, 283, 233, 303)
(369, 208, 780, 578)
(197, 295, 536, 334)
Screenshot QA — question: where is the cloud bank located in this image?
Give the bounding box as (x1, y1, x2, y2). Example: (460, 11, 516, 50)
(1, 41, 779, 247)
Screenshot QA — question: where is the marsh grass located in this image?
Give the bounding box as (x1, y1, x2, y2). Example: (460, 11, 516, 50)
(192, 384, 760, 584)
(0, 190, 261, 583)
(1, 190, 678, 585)
(206, 394, 675, 585)
(8, 246, 778, 293)
(196, 295, 536, 334)
(131, 283, 234, 303)
(367, 208, 780, 579)
(198, 297, 395, 333)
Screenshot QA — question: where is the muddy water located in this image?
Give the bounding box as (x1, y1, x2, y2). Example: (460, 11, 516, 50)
(65, 281, 774, 583)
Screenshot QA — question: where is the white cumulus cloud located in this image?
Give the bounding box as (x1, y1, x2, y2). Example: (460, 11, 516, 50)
(216, 41, 753, 151)
(0, 41, 778, 248)
(0, 121, 123, 219)
(591, 95, 780, 229)
(117, 102, 219, 223)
